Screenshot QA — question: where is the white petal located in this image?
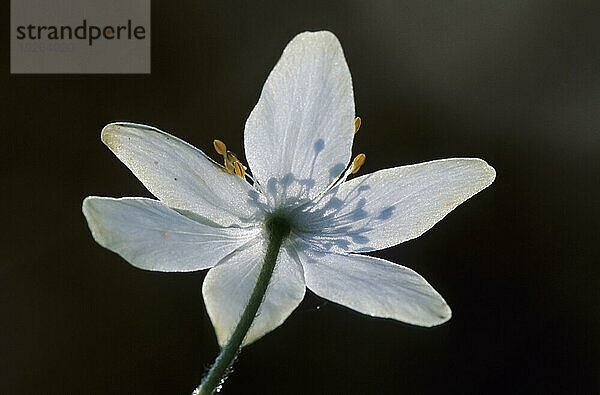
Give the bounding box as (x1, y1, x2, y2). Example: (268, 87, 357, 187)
(244, 31, 355, 204)
(202, 238, 305, 346)
(298, 158, 496, 252)
(298, 247, 451, 326)
(82, 197, 258, 272)
(102, 122, 261, 227)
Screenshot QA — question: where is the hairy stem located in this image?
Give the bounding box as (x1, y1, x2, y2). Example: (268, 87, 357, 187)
(193, 217, 290, 395)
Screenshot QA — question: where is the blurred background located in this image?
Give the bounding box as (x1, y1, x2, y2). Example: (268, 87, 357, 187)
(2, 0, 598, 393)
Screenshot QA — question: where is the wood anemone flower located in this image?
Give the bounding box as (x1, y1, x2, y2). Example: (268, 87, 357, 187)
(82, 31, 496, 393)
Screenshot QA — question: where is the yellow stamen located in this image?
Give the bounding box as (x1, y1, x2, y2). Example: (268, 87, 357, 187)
(213, 139, 227, 156)
(350, 153, 366, 174)
(233, 161, 246, 178)
(214, 138, 248, 178)
(224, 161, 235, 173)
(354, 117, 361, 134)
(226, 150, 238, 164)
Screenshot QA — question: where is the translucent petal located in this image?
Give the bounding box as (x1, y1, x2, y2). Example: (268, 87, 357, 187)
(298, 246, 451, 326)
(202, 238, 305, 346)
(82, 197, 258, 272)
(102, 122, 261, 227)
(297, 158, 496, 253)
(244, 31, 355, 206)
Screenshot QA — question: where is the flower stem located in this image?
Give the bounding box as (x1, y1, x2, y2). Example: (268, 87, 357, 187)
(193, 217, 291, 395)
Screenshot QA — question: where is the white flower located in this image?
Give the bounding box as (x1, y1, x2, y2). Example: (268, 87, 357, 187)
(83, 31, 495, 347)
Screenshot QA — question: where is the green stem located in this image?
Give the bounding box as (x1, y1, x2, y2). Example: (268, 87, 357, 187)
(193, 217, 290, 395)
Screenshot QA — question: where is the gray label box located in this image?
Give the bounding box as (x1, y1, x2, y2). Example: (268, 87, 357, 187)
(11, 0, 150, 74)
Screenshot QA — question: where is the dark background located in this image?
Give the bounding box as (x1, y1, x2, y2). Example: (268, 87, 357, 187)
(2, 1, 598, 394)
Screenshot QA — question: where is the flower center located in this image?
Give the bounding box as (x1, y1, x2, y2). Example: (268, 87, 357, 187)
(212, 116, 366, 217)
(265, 214, 291, 238)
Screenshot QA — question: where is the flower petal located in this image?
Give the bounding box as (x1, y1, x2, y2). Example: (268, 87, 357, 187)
(82, 197, 258, 272)
(297, 246, 451, 326)
(298, 158, 496, 253)
(102, 122, 260, 227)
(202, 238, 305, 346)
(244, 31, 355, 204)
